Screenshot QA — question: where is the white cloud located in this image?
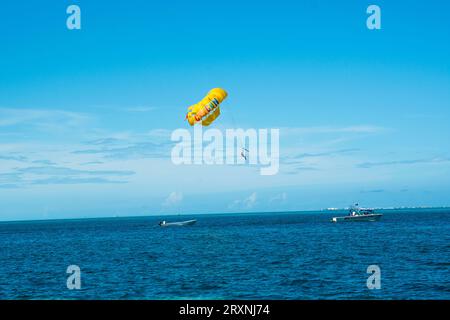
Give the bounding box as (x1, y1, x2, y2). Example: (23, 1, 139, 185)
(123, 106, 157, 113)
(269, 192, 288, 203)
(0, 108, 90, 129)
(162, 191, 183, 207)
(229, 192, 258, 210)
(0, 164, 134, 188)
(280, 125, 387, 136)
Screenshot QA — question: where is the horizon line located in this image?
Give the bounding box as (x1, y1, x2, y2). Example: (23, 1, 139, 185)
(1, 206, 449, 224)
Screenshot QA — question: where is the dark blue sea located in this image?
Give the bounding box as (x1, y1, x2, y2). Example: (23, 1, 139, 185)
(0, 209, 449, 299)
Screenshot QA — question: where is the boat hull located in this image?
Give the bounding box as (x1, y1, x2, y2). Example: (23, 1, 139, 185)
(331, 214, 382, 222)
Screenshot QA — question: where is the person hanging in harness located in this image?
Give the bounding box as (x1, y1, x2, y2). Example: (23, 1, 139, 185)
(240, 148, 249, 161)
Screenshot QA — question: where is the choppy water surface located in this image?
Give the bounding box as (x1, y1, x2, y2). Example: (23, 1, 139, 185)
(0, 209, 449, 299)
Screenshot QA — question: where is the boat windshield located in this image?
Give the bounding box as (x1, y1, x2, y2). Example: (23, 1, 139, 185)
(348, 204, 374, 216)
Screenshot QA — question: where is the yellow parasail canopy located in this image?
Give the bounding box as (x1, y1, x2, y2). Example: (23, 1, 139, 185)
(186, 88, 228, 126)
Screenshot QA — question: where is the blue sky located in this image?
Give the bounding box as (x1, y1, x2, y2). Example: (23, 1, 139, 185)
(0, 0, 449, 220)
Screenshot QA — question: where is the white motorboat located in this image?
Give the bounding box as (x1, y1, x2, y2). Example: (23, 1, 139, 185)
(159, 219, 197, 227)
(331, 204, 382, 222)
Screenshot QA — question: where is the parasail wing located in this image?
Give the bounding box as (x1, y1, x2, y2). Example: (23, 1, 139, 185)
(185, 88, 228, 126)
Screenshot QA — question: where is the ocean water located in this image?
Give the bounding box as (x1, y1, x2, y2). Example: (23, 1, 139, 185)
(0, 209, 449, 299)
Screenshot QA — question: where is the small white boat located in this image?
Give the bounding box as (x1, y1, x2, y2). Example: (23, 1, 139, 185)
(331, 204, 382, 222)
(159, 219, 197, 227)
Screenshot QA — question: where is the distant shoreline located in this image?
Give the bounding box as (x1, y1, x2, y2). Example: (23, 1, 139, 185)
(0, 206, 449, 224)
